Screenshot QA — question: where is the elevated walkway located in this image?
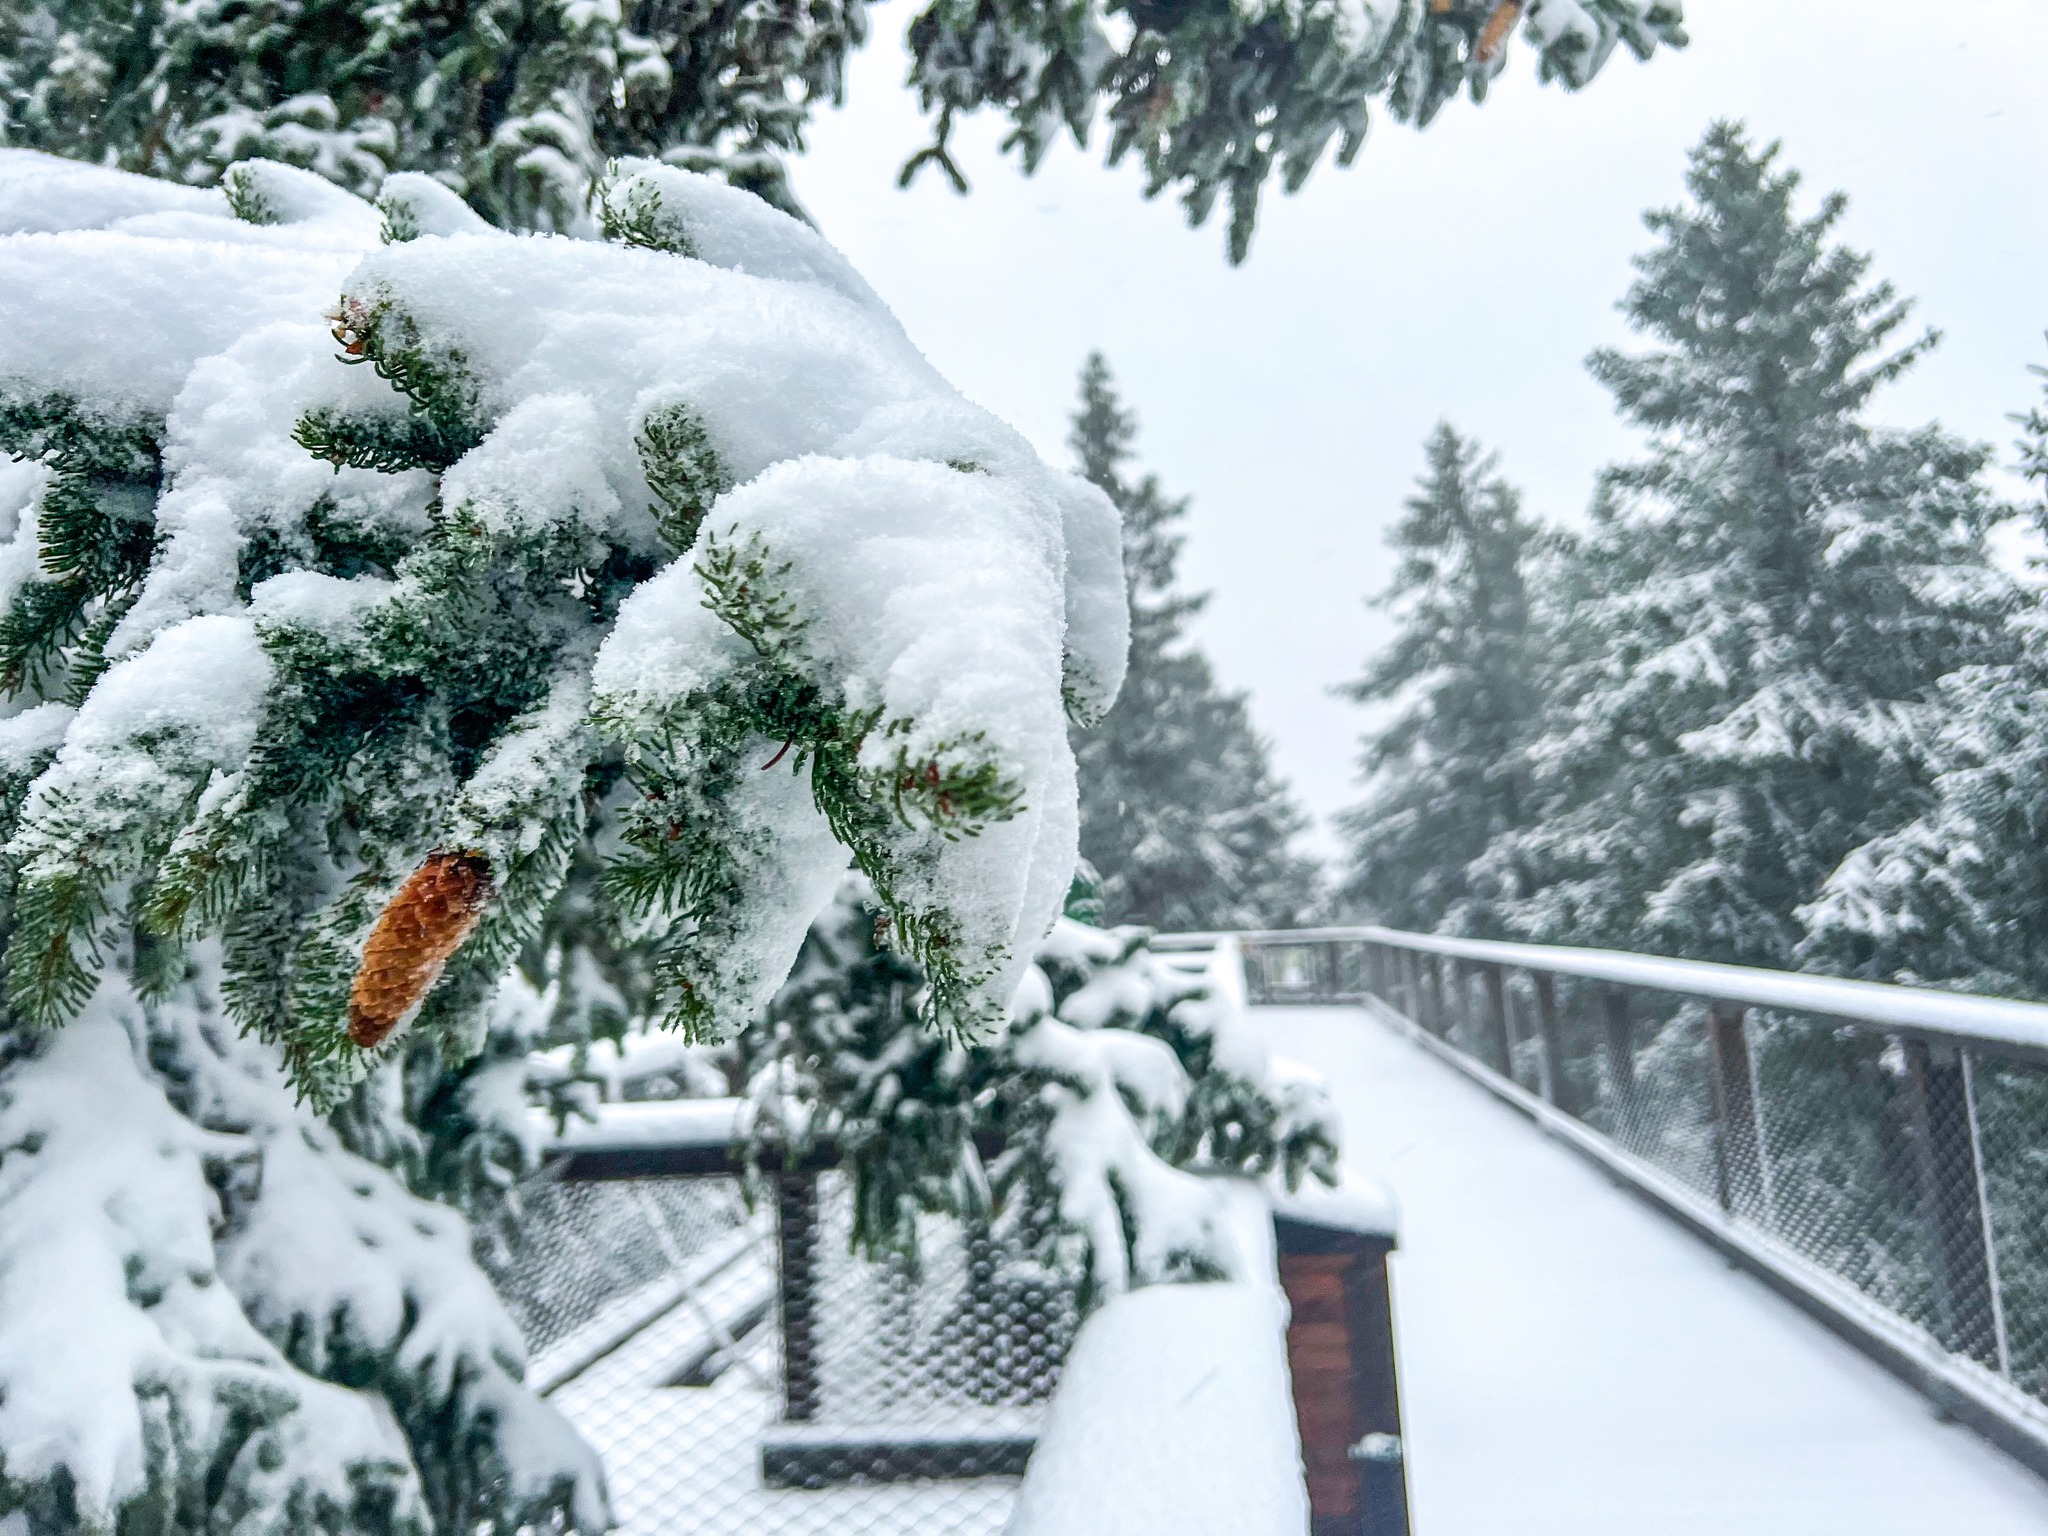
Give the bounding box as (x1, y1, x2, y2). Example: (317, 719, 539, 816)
(1261, 1004, 2048, 1534)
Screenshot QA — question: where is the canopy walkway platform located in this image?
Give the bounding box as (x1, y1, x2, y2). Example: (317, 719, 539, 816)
(1264, 1000, 2048, 1532)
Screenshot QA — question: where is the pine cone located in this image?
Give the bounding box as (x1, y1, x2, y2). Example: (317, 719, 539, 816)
(348, 851, 495, 1049)
(1475, 0, 1524, 64)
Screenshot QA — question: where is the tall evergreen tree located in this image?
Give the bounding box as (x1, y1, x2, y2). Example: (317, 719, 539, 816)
(1068, 354, 1320, 930)
(0, 0, 1685, 254)
(1799, 351, 2048, 995)
(1480, 123, 2020, 968)
(1336, 423, 1546, 935)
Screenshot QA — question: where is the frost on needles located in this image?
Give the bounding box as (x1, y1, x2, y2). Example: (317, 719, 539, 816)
(0, 148, 1124, 1532)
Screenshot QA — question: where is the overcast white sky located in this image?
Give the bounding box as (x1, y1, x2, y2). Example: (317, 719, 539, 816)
(787, 0, 2048, 859)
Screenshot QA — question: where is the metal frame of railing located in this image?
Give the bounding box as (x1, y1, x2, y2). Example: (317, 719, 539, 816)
(1188, 924, 2048, 1487)
(532, 1095, 1412, 1534)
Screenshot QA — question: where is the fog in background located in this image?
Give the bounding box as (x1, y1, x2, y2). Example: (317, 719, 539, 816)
(787, 0, 2048, 859)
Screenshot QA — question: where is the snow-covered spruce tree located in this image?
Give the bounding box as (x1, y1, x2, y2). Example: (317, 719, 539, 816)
(0, 0, 1685, 255)
(1067, 355, 1319, 929)
(1335, 422, 1547, 936)
(1797, 349, 2048, 997)
(1475, 123, 2021, 970)
(0, 150, 1124, 1531)
(740, 878, 1339, 1309)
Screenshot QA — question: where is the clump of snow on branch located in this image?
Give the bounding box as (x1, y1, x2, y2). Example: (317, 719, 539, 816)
(1012, 922, 1339, 1297)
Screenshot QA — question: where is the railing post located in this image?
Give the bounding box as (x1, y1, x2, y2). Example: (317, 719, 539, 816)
(1333, 939, 1360, 1000)
(1705, 1004, 1763, 1218)
(1422, 956, 1445, 1036)
(1902, 1040, 2007, 1373)
(1319, 940, 1342, 1003)
(1275, 1213, 1411, 1536)
(776, 1171, 822, 1421)
(1481, 963, 1513, 1077)
(1531, 970, 1571, 1113)
(1603, 987, 1636, 1104)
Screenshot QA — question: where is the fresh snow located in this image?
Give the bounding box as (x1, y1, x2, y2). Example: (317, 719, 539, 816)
(547, 1096, 753, 1152)
(0, 984, 420, 1530)
(1006, 1278, 1308, 1536)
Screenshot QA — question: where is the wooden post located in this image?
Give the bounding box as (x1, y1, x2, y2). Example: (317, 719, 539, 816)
(1531, 970, 1571, 1113)
(1705, 1004, 1762, 1218)
(1276, 1216, 1411, 1536)
(1422, 956, 1445, 1036)
(1603, 987, 1636, 1104)
(1902, 1040, 2005, 1373)
(1482, 963, 1513, 1077)
(776, 1171, 822, 1421)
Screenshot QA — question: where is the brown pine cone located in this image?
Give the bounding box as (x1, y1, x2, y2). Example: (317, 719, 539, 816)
(348, 851, 495, 1049)
(1475, 0, 1525, 64)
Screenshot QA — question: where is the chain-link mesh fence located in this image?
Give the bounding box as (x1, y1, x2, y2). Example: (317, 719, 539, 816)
(1242, 934, 2048, 1449)
(482, 1166, 1076, 1535)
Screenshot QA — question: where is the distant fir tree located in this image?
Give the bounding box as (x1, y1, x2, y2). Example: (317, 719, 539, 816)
(0, 0, 1685, 253)
(1336, 423, 1546, 935)
(1480, 123, 2020, 968)
(1800, 348, 2048, 995)
(1067, 354, 1320, 930)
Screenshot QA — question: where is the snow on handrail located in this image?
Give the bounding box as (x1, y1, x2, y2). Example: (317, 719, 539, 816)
(1178, 924, 2048, 1057)
(543, 1096, 752, 1153)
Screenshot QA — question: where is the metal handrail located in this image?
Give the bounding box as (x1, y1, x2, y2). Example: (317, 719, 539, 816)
(1185, 923, 2048, 1059)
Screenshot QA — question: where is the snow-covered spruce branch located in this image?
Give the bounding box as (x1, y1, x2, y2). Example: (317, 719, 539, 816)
(905, 0, 1686, 261)
(0, 152, 1126, 1101)
(0, 948, 607, 1534)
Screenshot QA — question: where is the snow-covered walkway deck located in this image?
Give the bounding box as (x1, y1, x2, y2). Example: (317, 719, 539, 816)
(1259, 1004, 2048, 1535)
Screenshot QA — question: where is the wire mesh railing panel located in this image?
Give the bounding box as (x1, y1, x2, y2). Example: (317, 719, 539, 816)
(486, 1174, 754, 1365)
(1966, 1054, 2048, 1392)
(1584, 997, 1723, 1206)
(809, 1182, 1075, 1428)
(487, 1168, 1073, 1534)
(1744, 1019, 1939, 1335)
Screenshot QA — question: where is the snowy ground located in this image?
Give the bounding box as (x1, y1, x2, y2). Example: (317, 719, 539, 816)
(1258, 1005, 2048, 1536)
